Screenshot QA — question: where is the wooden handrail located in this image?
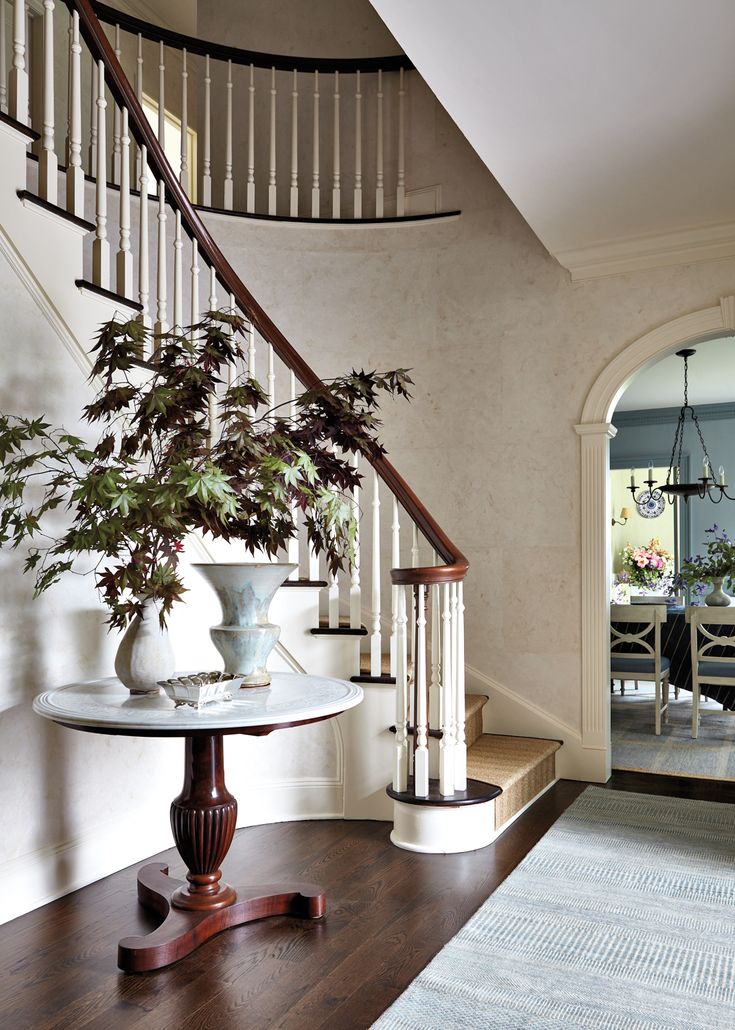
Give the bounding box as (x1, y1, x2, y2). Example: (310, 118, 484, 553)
(91, 1, 413, 74)
(68, 0, 467, 587)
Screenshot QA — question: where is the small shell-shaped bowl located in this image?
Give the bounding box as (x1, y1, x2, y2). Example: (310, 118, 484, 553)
(158, 671, 241, 709)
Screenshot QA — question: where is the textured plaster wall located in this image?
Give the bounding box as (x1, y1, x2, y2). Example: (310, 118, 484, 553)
(200, 83, 735, 733)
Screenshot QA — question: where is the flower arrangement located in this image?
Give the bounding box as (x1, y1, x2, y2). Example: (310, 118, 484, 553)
(620, 538, 673, 590)
(677, 525, 735, 591)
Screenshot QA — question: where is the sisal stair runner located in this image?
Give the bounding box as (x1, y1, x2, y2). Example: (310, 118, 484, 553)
(467, 733, 561, 828)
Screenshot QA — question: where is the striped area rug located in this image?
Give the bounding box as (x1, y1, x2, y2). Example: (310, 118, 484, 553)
(371, 788, 735, 1029)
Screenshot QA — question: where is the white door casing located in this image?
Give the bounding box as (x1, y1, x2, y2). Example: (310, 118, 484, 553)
(576, 296, 735, 779)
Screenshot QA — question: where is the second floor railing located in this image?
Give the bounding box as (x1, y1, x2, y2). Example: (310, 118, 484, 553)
(87, 1, 415, 220)
(1, 0, 470, 802)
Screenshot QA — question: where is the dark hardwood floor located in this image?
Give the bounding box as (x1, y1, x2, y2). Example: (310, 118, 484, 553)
(0, 780, 584, 1030)
(1, 772, 730, 1030)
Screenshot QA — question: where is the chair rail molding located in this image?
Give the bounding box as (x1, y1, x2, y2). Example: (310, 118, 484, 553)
(576, 295, 735, 777)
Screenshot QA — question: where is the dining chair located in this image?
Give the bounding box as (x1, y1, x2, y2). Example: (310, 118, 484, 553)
(686, 606, 735, 739)
(610, 604, 670, 735)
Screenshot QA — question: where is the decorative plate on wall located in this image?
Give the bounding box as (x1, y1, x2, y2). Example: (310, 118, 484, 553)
(635, 489, 665, 519)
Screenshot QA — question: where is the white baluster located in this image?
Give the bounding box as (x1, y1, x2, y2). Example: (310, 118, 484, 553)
(411, 523, 420, 568)
(287, 370, 299, 580)
(180, 48, 188, 192)
(454, 582, 467, 790)
(135, 32, 143, 101)
(311, 70, 320, 217)
(375, 69, 384, 217)
(89, 50, 96, 172)
(202, 54, 211, 205)
(247, 313, 255, 375)
(370, 469, 382, 675)
(414, 584, 429, 797)
(111, 25, 121, 185)
(308, 544, 320, 583)
(354, 70, 362, 218)
(137, 145, 150, 326)
(393, 584, 409, 791)
(92, 60, 109, 290)
(155, 180, 168, 336)
(157, 40, 165, 145)
(208, 265, 217, 310)
(190, 237, 199, 332)
(396, 66, 406, 216)
(390, 496, 400, 676)
(440, 582, 455, 796)
(39, 0, 56, 204)
(224, 59, 233, 209)
(289, 69, 298, 216)
(332, 71, 340, 218)
(173, 209, 183, 330)
(207, 268, 216, 447)
(227, 290, 235, 389)
(350, 453, 361, 629)
(328, 569, 339, 629)
(116, 107, 132, 296)
(134, 32, 143, 180)
(0, 1, 7, 114)
(246, 63, 255, 212)
(410, 522, 419, 678)
(66, 10, 83, 216)
(266, 341, 275, 407)
(268, 66, 277, 215)
(430, 578, 440, 768)
(9, 0, 28, 125)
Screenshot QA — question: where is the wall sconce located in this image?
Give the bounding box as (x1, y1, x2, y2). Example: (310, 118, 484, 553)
(611, 507, 630, 527)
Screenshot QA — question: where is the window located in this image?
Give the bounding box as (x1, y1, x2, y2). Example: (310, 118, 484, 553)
(141, 95, 197, 202)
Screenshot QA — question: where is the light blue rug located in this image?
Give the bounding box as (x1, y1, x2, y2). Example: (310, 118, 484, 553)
(612, 687, 735, 780)
(372, 788, 735, 1029)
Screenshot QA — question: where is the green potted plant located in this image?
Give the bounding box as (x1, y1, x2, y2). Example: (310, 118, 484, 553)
(677, 525, 735, 606)
(0, 312, 411, 691)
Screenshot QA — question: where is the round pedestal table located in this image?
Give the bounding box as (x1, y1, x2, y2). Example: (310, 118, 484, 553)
(33, 673, 363, 972)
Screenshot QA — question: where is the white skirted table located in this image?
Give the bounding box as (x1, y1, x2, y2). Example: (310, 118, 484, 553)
(33, 673, 363, 972)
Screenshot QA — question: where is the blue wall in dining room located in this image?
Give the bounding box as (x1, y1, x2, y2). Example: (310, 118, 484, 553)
(611, 403, 735, 563)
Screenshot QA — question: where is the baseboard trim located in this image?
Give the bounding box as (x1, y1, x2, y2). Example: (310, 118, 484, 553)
(464, 664, 608, 782)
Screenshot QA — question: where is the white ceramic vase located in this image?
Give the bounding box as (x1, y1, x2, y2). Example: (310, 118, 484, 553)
(193, 563, 297, 687)
(114, 599, 175, 694)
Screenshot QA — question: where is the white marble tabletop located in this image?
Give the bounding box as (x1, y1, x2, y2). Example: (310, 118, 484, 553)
(33, 673, 363, 736)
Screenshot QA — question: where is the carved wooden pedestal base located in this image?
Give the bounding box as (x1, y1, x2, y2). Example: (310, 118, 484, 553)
(117, 733, 326, 972)
(118, 863, 326, 972)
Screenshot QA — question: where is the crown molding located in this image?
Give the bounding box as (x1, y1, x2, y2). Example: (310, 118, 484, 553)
(555, 220, 735, 282)
(614, 401, 735, 427)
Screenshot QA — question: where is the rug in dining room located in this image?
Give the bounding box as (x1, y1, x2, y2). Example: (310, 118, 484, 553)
(612, 687, 735, 780)
(371, 787, 735, 1030)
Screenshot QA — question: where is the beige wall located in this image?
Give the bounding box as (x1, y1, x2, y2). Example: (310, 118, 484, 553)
(198, 71, 735, 732)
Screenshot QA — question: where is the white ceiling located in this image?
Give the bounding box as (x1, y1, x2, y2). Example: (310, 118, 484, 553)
(616, 335, 735, 411)
(370, 0, 735, 275)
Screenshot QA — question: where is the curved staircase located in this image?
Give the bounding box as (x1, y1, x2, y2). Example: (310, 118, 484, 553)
(0, 0, 563, 859)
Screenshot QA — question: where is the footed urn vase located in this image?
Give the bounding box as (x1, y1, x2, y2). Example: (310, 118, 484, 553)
(193, 563, 297, 686)
(705, 577, 732, 607)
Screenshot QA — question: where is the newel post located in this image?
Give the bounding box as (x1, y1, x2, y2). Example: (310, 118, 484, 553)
(575, 422, 616, 775)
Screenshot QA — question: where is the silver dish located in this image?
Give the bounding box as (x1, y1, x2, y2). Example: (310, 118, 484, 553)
(158, 671, 240, 709)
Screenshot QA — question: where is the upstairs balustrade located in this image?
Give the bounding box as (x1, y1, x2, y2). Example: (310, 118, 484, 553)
(0, 0, 470, 803)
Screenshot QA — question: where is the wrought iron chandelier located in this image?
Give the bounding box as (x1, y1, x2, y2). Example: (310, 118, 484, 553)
(628, 348, 733, 505)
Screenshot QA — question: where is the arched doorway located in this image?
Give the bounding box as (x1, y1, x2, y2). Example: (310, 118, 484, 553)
(575, 296, 735, 781)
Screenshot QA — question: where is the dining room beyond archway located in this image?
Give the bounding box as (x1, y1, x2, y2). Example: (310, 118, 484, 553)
(576, 296, 735, 781)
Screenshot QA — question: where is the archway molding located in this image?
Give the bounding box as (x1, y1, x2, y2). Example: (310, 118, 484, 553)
(575, 296, 735, 780)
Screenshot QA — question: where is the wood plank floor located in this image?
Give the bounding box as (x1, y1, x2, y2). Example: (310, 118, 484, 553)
(1, 772, 730, 1030)
(0, 780, 584, 1030)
